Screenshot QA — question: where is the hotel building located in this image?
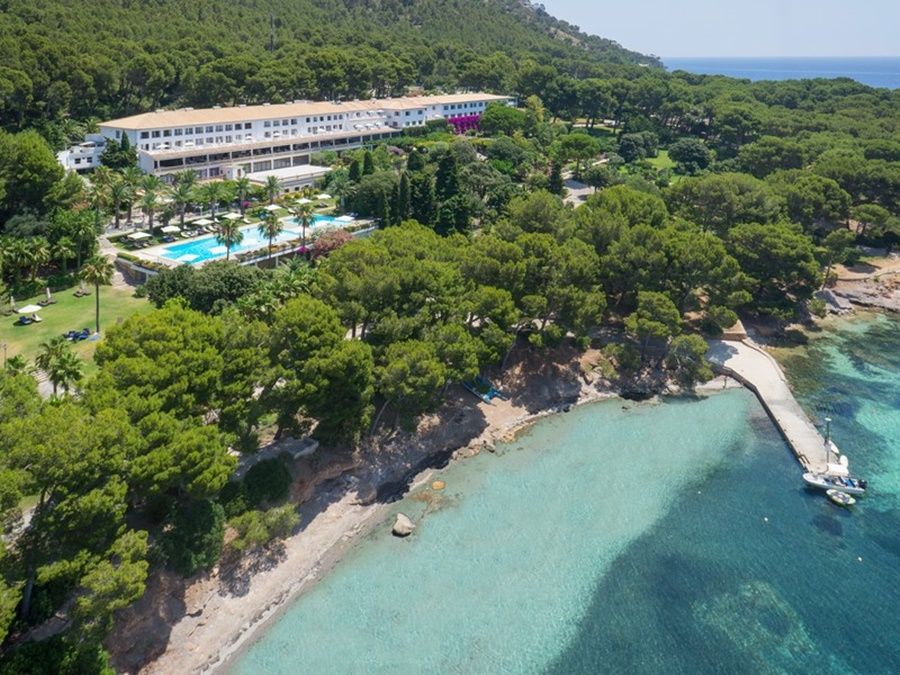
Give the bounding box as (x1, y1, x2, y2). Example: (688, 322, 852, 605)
(58, 93, 512, 184)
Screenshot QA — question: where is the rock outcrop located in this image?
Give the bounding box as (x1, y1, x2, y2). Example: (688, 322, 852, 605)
(392, 513, 415, 537)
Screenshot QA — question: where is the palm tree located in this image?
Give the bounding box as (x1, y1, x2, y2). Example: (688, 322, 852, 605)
(121, 166, 143, 223)
(108, 179, 131, 229)
(215, 219, 244, 261)
(173, 170, 198, 191)
(264, 175, 282, 204)
(328, 171, 351, 211)
(91, 165, 115, 191)
(27, 237, 51, 282)
(87, 181, 110, 230)
(258, 210, 284, 262)
(140, 190, 159, 230)
(170, 181, 195, 227)
(72, 217, 98, 272)
(4, 355, 30, 376)
(80, 255, 114, 334)
(196, 181, 229, 220)
(51, 236, 76, 274)
(35, 336, 68, 396)
(52, 350, 83, 395)
(140, 175, 164, 230)
(7, 238, 31, 283)
(292, 202, 316, 249)
(234, 176, 252, 215)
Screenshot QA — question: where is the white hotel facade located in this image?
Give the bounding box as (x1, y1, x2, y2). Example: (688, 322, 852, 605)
(59, 93, 512, 184)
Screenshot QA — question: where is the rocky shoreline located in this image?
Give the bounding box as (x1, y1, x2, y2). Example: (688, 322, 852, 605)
(109, 346, 625, 674)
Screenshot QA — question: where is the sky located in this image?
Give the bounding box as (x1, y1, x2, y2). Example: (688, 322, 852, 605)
(539, 0, 900, 58)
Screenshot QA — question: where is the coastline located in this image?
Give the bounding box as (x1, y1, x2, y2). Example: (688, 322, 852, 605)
(112, 347, 620, 674)
(112, 291, 895, 674)
(212, 375, 743, 673)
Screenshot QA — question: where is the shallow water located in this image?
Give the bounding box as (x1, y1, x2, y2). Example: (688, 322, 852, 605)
(232, 314, 900, 674)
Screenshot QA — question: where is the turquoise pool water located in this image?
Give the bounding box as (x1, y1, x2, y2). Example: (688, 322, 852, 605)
(232, 314, 900, 674)
(160, 215, 340, 264)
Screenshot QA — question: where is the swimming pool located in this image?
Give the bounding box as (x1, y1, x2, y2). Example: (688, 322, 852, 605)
(160, 215, 342, 264)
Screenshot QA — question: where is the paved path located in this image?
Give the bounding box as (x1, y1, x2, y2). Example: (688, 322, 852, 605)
(707, 339, 833, 473)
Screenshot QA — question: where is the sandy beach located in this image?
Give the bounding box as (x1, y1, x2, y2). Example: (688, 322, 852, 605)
(109, 346, 628, 674)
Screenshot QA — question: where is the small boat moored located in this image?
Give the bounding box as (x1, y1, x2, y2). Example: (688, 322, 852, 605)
(803, 472, 867, 496)
(826, 489, 856, 507)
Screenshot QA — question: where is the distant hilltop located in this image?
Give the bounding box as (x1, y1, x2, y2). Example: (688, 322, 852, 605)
(0, 0, 660, 135)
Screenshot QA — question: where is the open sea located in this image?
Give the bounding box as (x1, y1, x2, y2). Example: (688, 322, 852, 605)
(232, 313, 900, 674)
(664, 57, 900, 89)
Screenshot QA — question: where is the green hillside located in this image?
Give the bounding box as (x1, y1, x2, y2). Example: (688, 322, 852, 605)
(0, 0, 658, 137)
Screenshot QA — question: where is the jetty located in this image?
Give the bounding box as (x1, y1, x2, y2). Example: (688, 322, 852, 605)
(706, 339, 833, 473)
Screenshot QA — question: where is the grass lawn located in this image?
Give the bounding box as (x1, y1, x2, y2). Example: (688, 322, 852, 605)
(647, 150, 676, 171)
(1, 286, 151, 375)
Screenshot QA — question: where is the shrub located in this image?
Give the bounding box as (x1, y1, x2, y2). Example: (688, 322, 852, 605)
(229, 505, 300, 552)
(160, 499, 225, 577)
(243, 458, 292, 508)
(219, 481, 249, 518)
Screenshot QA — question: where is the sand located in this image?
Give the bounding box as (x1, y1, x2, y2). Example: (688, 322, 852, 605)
(110, 346, 617, 674)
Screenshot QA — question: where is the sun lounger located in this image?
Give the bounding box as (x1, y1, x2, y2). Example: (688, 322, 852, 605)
(14, 316, 33, 326)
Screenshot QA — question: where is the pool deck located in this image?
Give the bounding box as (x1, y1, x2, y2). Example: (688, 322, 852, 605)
(123, 217, 361, 267)
(707, 339, 834, 474)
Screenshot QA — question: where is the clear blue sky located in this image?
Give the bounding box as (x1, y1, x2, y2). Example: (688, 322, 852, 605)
(539, 0, 900, 57)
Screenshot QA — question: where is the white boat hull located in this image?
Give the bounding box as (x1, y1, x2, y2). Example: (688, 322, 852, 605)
(803, 472, 866, 496)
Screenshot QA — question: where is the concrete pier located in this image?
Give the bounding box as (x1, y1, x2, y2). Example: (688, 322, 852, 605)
(706, 339, 834, 473)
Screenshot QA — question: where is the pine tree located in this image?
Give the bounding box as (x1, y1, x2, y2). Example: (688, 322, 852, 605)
(396, 171, 411, 222)
(376, 189, 391, 228)
(349, 159, 362, 182)
(435, 152, 459, 202)
(549, 161, 564, 195)
(407, 149, 425, 172)
(362, 150, 375, 176)
(410, 173, 436, 226)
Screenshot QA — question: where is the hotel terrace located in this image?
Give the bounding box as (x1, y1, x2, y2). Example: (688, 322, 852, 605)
(58, 93, 513, 185)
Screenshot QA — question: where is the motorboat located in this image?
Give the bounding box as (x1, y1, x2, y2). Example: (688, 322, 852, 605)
(803, 472, 867, 496)
(802, 416, 867, 496)
(826, 489, 856, 507)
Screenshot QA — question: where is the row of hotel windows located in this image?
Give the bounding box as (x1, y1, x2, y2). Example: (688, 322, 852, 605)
(130, 101, 491, 142)
(135, 111, 383, 141)
(138, 125, 352, 151)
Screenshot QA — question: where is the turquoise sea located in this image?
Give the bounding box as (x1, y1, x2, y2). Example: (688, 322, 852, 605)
(232, 313, 900, 674)
(664, 57, 900, 89)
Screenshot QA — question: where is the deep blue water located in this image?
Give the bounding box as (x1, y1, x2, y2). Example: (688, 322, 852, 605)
(664, 57, 900, 89)
(233, 313, 900, 674)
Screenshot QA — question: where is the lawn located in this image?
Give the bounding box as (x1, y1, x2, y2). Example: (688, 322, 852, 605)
(1, 286, 151, 375)
(647, 150, 676, 171)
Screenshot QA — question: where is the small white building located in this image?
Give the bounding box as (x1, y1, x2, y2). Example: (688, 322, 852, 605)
(245, 165, 333, 196)
(58, 93, 513, 180)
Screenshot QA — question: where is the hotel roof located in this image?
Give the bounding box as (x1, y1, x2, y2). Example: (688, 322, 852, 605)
(102, 93, 511, 130)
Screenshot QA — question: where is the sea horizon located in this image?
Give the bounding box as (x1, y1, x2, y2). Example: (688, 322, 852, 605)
(663, 55, 900, 89)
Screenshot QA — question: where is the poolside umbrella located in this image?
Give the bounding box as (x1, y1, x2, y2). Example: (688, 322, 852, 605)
(45, 287, 52, 303)
(193, 218, 214, 227)
(316, 193, 332, 200)
(129, 231, 151, 240)
(295, 198, 312, 205)
(161, 225, 181, 234)
(18, 304, 43, 314)
(9, 295, 15, 311)
(264, 204, 281, 212)
(221, 212, 242, 221)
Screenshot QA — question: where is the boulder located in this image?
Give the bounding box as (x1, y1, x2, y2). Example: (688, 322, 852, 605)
(431, 480, 446, 491)
(392, 513, 415, 537)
